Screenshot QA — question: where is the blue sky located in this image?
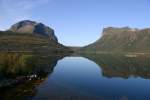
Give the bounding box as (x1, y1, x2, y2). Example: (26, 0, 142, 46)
(0, 0, 150, 46)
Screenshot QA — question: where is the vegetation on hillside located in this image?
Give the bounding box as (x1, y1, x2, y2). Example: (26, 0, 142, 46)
(82, 27, 150, 53)
(0, 31, 72, 53)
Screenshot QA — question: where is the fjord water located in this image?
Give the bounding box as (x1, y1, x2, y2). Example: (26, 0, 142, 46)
(1, 54, 150, 100)
(31, 55, 150, 100)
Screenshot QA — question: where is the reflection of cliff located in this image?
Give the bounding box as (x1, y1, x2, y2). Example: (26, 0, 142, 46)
(0, 54, 65, 100)
(84, 54, 150, 79)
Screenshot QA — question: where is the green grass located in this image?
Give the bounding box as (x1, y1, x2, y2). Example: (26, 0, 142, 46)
(0, 31, 71, 53)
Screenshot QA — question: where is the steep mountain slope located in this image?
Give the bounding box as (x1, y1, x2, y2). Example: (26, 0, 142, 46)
(9, 20, 58, 42)
(0, 20, 71, 53)
(82, 27, 150, 53)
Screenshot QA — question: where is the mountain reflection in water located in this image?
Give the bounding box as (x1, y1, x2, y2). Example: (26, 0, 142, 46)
(0, 53, 65, 100)
(84, 54, 150, 79)
(1, 54, 150, 100)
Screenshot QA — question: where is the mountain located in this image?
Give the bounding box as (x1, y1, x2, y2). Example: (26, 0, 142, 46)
(82, 27, 150, 53)
(8, 20, 58, 42)
(0, 20, 72, 54)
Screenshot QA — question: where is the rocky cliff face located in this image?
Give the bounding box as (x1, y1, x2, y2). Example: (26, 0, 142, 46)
(9, 20, 58, 42)
(83, 27, 150, 53)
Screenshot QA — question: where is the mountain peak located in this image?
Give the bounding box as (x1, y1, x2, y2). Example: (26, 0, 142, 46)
(8, 20, 58, 42)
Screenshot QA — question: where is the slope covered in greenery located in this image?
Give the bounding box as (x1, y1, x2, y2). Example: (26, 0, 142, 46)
(82, 27, 150, 53)
(0, 31, 71, 53)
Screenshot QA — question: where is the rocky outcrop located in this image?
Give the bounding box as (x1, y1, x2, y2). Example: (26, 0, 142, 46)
(8, 20, 58, 42)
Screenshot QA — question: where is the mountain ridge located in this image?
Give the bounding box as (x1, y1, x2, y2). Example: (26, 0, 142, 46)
(82, 27, 150, 53)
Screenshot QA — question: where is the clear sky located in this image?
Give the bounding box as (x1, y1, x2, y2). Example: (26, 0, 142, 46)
(0, 0, 150, 46)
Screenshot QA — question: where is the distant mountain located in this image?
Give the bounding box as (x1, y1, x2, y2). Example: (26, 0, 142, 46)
(82, 27, 150, 53)
(8, 20, 58, 42)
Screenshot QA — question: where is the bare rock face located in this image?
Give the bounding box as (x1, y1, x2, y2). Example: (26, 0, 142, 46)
(8, 20, 58, 42)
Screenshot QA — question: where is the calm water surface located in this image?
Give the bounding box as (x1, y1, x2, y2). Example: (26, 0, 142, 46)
(32, 56, 150, 100)
(1, 54, 150, 100)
